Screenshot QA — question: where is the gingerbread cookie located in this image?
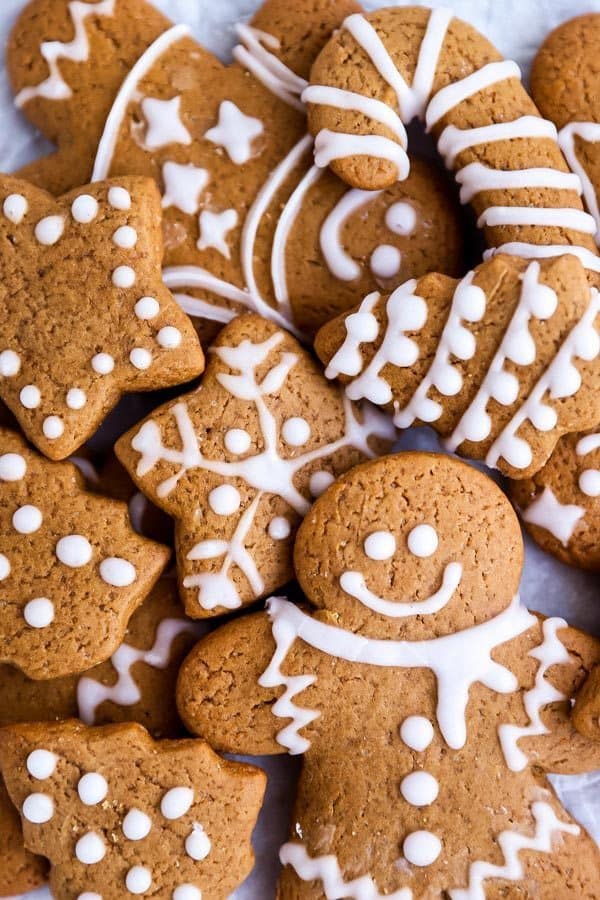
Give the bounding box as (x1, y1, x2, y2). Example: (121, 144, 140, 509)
(9, 0, 465, 339)
(316, 254, 600, 478)
(0, 427, 170, 679)
(0, 720, 266, 899)
(116, 313, 394, 617)
(573, 664, 600, 742)
(0, 174, 203, 461)
(100, 452, 174, 544)
(177, 452, 600, 898)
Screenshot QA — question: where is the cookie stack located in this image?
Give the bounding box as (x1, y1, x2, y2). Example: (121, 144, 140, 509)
(0, 1, 599, 898)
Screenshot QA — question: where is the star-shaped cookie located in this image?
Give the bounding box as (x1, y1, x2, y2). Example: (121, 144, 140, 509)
(0, 174, 204, 460)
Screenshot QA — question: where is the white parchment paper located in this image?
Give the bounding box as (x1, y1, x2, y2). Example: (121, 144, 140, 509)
(0, 1, 599, 897)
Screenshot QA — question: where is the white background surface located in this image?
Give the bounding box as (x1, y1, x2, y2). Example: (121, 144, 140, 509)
(0, 1, 599, 897)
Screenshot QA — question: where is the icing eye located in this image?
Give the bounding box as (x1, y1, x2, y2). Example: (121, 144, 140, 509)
(364, 530, 396, 560)
(407, 524, 438, 558)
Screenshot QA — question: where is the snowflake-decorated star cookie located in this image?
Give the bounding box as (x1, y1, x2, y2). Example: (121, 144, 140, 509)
(177, 452, 600, 899)
(0, 427, 170, 679)
(0, 174, 204, 460)
(8, 0, 465, 338)
(115, 314, 394, 617)
(0, 720, 266, 899)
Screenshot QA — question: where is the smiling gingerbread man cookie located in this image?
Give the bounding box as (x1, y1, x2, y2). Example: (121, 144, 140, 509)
(178, 452, 600, 899)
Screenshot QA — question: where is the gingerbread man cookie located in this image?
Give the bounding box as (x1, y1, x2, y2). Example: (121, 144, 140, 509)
(9, 0, 465, 338)
(0, 174, 204, 460)
(178, 452, 600, 899)
(116, 314, 394, 617)
(0, 427, 170, 679)
(0, 720, 266, 899)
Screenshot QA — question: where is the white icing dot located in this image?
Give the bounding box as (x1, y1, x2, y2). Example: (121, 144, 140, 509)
(43, 416, 64, 440)
(209, 484, 241, 516)
(75, 831, 106, 865)
(309, 470, 335, 497)
(112, 265, 136, 288)
(173, 887, 202, 900)
(161, 786, 194, 820)
(122, 808, 152, 841)
(135, 297, 160, 320)
(26, 749, 57, 780)
(0, 350, 21, 376)
(370, 244, 402, 279)
(71, 195, 99, 224)
(385, 201, 417, 236)
(24, 597, 54, 629)
(403, 830, 442, 867)
(281, 416, 311, 447)
(129, 348, 153, 370)
(66, 387, 87, 410)
(185, 824, 211, 861)
(407, 524, 439, 558)
(580, 469, 600, 497)
(35, 215, 64, 245)
(108, 187, 131, 210)
(400, 716, 434, 752)
(92, 352, 115, 374)
(78, 894, 102, 900)
(23, 793, 54, 824)
(0, 554, 10, 581)
(126, 865, 152, 894)
(112, 225, 138, 248)
(157, 326, 182, 349)
(0, 452, 27, 481)
(268, 517, 291, 540)
(20, 385, 41, 408)
(364, 530, 396, 561)
(56, 534, 93, 567)
(12, 505, 42, 534)
(224, 428, 251, 455)
(3, 193, 28, 224)
(400, 771, 439, 807)
(99, 557, 137, 587)
(78, 772, 108, 805)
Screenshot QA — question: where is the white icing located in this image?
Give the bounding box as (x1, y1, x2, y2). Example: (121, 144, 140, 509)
(162, 161, 209, 215)
(400, 716, 434, 751)
(92, 352, 115, 374)
(437, 117, 558, 168)
(113, 265, 136, 288)
(320, 187, 378, 281)
(129, 348, 152, 370)
(209, 484, 241, 516)
(122, 808, 152, 841)
(371, 245, 401, 279)
(309, 470, 335, 497)
(75, 831, 106, 864)
(56, 534, 92, 567)
(403, 830, 442, 866)
(3, 193, 28, 224)
(20, 385, 41, 409)
(77, 617, 200, 722)
(233, 24, 307, 111)
(15, 0, 116, 107)
(426, 60, 522, 129)
(92, 26, 191, 181)
(99, 557, 136, 587)
(24, 597, 55, 629)
(66, 387, 86, 410)
(205, 100, 264, 165)
(498, 617, 569, 772)
(140, 95, 192, 151)
(42, 416, 64, 440)
(126, 865, 152, 894)
(197, 208, 239, 257)
(268, 516, 291, 540)
(172, 886, 202, 900)
(407, 524, 438, 558)
(23, 793, 54, 824)
(314, 129, 409, 180)
(303, 84, 407, 144)
(26, 749, 58, 780)
(13, 505, 43, 534)
(559, 122, 600, 242)
(324, 295, 381, 386)
(478, 205, 595, 233)
(78, 772, 108, 805)
(576, 432, 600, 497)
(262, 595, 535, 753)
(281, 417, 311, 447)
(364, 530, 396, 561)
(135, 297, 160, 320)
(185, 823, 211, 860)
(339, 561, 462, 618)
(108, 187, 131, 211)
(522, 487, 585, 546)
(71, 194, 99, 224)
(0, 350, 21, 376)
(0, 554, 11, 580)
(112, 225, 137, 249)
(156, 326, 181, 349)
(484, 242, 600, 274)
(225, 428, 251, 455)
(448, 802, 578, 900)
(35, 215, 64, 246)
(0, 452, 27, 481)
(161, 786, 194, 820)
(455, 162, 582, 205)
(400, 771, 439, 807)
(386, 202, 417, 236)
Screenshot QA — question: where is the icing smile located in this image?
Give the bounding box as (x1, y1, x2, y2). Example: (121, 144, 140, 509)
(339, 562, 463, 617)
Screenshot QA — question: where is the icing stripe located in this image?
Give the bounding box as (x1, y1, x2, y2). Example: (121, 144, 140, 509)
(172, 292, 237, 325)
(559, 122, 600, 242)
(280, 843, 412, 899)
(233, 24, 307, 111)
(437, 117, 559, 167)
(426, 60, 522, 130)
(485, 242, 600, 273)
(456, 163, 582, 204)
(478, 206, 596, 233)
(314, 130, 409, 178)
(320, 190, 382, 281)
(302, 85, 407, 141)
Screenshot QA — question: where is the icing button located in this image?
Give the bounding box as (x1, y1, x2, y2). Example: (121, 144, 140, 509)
(403, 830, 442, 866)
